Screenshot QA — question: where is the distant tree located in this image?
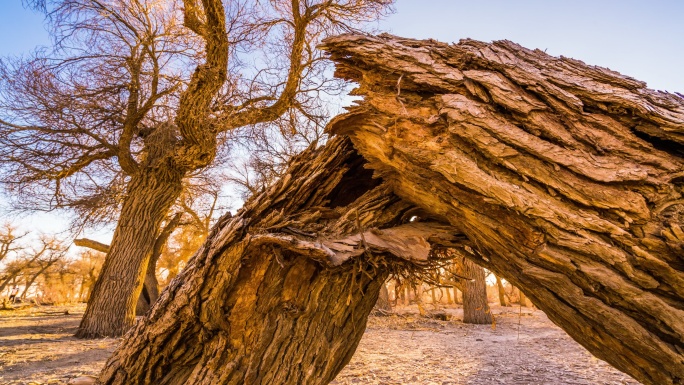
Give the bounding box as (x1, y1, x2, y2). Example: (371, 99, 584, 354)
(459, 257, 492, 324)
(495, 275, 509, 307)
(1, 0, 392, 337)
(0, 234, 66, 296)
(19, 238, 67, 300)
(0, 223, 26, 265)
(70, 250, 105, 301)
(432, 247, 492, 323)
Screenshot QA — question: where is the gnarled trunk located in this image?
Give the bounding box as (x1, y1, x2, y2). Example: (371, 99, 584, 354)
(76, 168, 184, 338)
(322, 34, 684, 385)
(98, 138, 465, 384)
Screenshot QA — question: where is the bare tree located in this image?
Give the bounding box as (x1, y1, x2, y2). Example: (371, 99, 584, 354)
(0, 235, 63, 294)
(1, 0, 392, 337)
(19, 237, 68, 300)
(0, 223, 26, 265)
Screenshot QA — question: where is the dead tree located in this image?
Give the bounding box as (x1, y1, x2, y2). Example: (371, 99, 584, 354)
(322, 34, 684, 385)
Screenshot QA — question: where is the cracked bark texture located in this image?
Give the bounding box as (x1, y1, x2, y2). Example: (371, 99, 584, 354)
(321, 34, 684, 385)
(98, 137, 465, 385)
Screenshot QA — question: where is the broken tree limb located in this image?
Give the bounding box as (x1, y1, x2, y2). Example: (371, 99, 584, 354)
(322, 33, 684, 385)
(73, 238, 110, 254)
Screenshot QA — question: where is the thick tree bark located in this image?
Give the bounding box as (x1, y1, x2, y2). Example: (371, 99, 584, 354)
(75, 213, 181, 316)
(322, 34, 684, 385)
(136, 212, 182, 316)
(98, 137, 465, 384)
(98, 34, 683, 385)
(460, 257, 493, 324)
(76, 167, 184, 338)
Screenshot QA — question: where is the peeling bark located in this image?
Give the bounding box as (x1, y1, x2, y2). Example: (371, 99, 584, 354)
(322, 34, 684, 385)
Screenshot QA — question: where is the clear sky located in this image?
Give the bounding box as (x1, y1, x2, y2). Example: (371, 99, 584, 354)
(0, 0, 682, 238)
(1, 1, 682, 92)
(380, 0, 684, 93)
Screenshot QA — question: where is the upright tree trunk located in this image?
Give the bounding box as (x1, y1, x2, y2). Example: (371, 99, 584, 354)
(375, 282, 392, 312)
(495, 276, 508, 307)
(98, 138, 465, 384)
(519, 290, 530, 307)
(461, 258, 493, 324)
(136, 213, 181, 316)
(76, 168, 184, 338)
(323, 34, 684, 385)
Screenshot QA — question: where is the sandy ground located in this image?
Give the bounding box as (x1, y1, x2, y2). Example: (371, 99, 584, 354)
(0, 304, 640, 385)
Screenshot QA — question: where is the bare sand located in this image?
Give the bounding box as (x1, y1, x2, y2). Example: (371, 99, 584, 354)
(0, 304, 640, 385)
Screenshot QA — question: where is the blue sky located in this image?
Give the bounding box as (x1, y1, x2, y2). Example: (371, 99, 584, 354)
(380, 0, 683, 93)
(0, 0, 681, 238)
(1, 0, 681, 91)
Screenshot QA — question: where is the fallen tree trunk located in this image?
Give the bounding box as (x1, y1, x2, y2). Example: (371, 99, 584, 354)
(98, 137, 466, 384)
(322, 34, 684, 385)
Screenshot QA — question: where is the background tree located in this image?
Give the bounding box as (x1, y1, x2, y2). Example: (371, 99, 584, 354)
(0, 235, 56, 293)
(495, 274, 508, 307)
(71, 250, 105, 301)
(1, 0, 392, 337)
(0, 223, 26, 265)
(18, 238, 67, 300)
(459, 256, 493, 324)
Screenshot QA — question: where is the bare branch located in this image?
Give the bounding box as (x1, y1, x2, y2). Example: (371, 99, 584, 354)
(74, 238, 110, 253)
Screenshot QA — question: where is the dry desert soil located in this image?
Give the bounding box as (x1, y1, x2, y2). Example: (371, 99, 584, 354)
(0, 304, 640, 385)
